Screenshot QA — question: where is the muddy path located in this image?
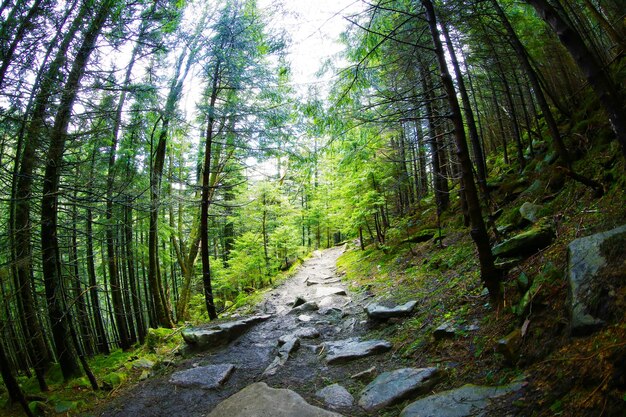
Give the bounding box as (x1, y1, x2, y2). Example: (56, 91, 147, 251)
(95, 246, 400, 417)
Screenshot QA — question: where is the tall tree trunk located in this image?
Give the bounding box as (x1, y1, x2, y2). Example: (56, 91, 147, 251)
(40, 0, 113, 380)
(11, 0, 88, 389)
(200, 62, 221, 321)
(525, 0, 626, 160)
(441, 21, 490, 200)
(422, 0, 501, 302)
(0, 0, 44, 88)
(420, 66, 449, 212)
(0, 340, 34, 417)
(490, 0, 570, 165)
(86, 207, 109, 354)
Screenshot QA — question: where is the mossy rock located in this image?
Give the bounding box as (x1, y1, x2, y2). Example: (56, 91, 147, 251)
(146, 327, 174, 350)
(102, 372, 127, 389)
(492, 220, 555, 258)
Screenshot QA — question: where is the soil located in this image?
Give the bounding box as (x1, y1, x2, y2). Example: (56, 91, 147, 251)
(92, 245, 401, 417)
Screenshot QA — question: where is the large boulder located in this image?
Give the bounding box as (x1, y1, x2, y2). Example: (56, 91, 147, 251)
(358, 367, 440, 411)
(568, 224, 626, 335)
(492, 220, 555, 258)
(324, 338, 392, 364)
(181, 315, 271, 351)
(400, 383, 523, 417)
(365, 300, 417, 320)
(207, 382, 342, 417)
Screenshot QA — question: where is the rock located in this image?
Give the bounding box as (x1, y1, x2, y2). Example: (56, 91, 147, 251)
(207, 382, 342, 417)
(131, 358, 155, 369)
(293, 296, 307, 307)
(315, 384, 354, 409)
(358, 367, 440, 412)
(433, 322, 456, 340)
(307, 279, 322, 286)
(324, 338, 392, 364)
(351, 366, 377, 381)
(279, 335, 300, 356)
(365, 300, 417, 320)
(492, 220, 555, 258)
(169, 364, 235, 389)
(568, 224, 626, 335)
(295, 327, 321, 339)
(497, 329, 522, 363)
(316, 287, 347, 297)
(519, 202, 543, 223)
(298, 314, 313, 323)
(494, 256, 523, 271)
(181, 315, 271, 351)
(319, 307, 343, 316)
(290, 301, 319, 313)
(263, 336, 301, 377)
(400, 383, 523, 417)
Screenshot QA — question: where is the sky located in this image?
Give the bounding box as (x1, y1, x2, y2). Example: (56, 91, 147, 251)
(263, 0, 364, 91)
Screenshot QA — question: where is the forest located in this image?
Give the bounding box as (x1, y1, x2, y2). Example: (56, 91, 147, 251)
(0, 0, 624, 415)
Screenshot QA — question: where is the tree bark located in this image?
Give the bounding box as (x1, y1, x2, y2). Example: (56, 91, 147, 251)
(525, 0, 626, 160)
(40, 0, 113, 380)
(422, 0, 501, 301)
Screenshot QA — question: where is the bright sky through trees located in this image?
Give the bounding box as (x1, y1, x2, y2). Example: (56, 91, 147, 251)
(264, 0, 363, 90)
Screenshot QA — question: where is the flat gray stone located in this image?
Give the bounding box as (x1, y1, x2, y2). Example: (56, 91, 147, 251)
(400, 383, 522, 417)
(295, 327, 321, 339)
(492, 221, 555, 258)
(181, 315, 271, 350)
(519, 202, 543, 223)
(264, 336, 301, 376)
(298, 314, 313, 322)
(290, 301, 319, 314)
(324, 338, 392, 364)
(358, 367, 440, 411)
(366, 300, 417, 320)
(316, 287, 347, 297)
(433, 322, 457, 340)
(568, 224, 626, 335)
(169, 364, 235, 389)
(207, 382, 342, 417)
(316, 384, 354, 409)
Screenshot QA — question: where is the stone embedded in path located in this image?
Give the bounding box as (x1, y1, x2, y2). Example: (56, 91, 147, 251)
(568, 224, 626, 335)
(366, 300, 417, 320)
(324, 338, 392, 364)
(400, 383, 523, 417)
(298, 314, 313, 323)
(290, 301, 319, 314)
(293, 296, 307, 307)
(316, 384, 354, 409)
(207, 382, 342, 417)
(263, 336, 300, 376)
(181, 315, 271, 351)
(169, 364, 235, 389)
(358, 367, 440, 412)
(316, 287, 347, 298)
(294, 327, 321, 339)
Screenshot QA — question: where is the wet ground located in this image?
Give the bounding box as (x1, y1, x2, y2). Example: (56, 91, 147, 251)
(95, 246, 399, 417)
